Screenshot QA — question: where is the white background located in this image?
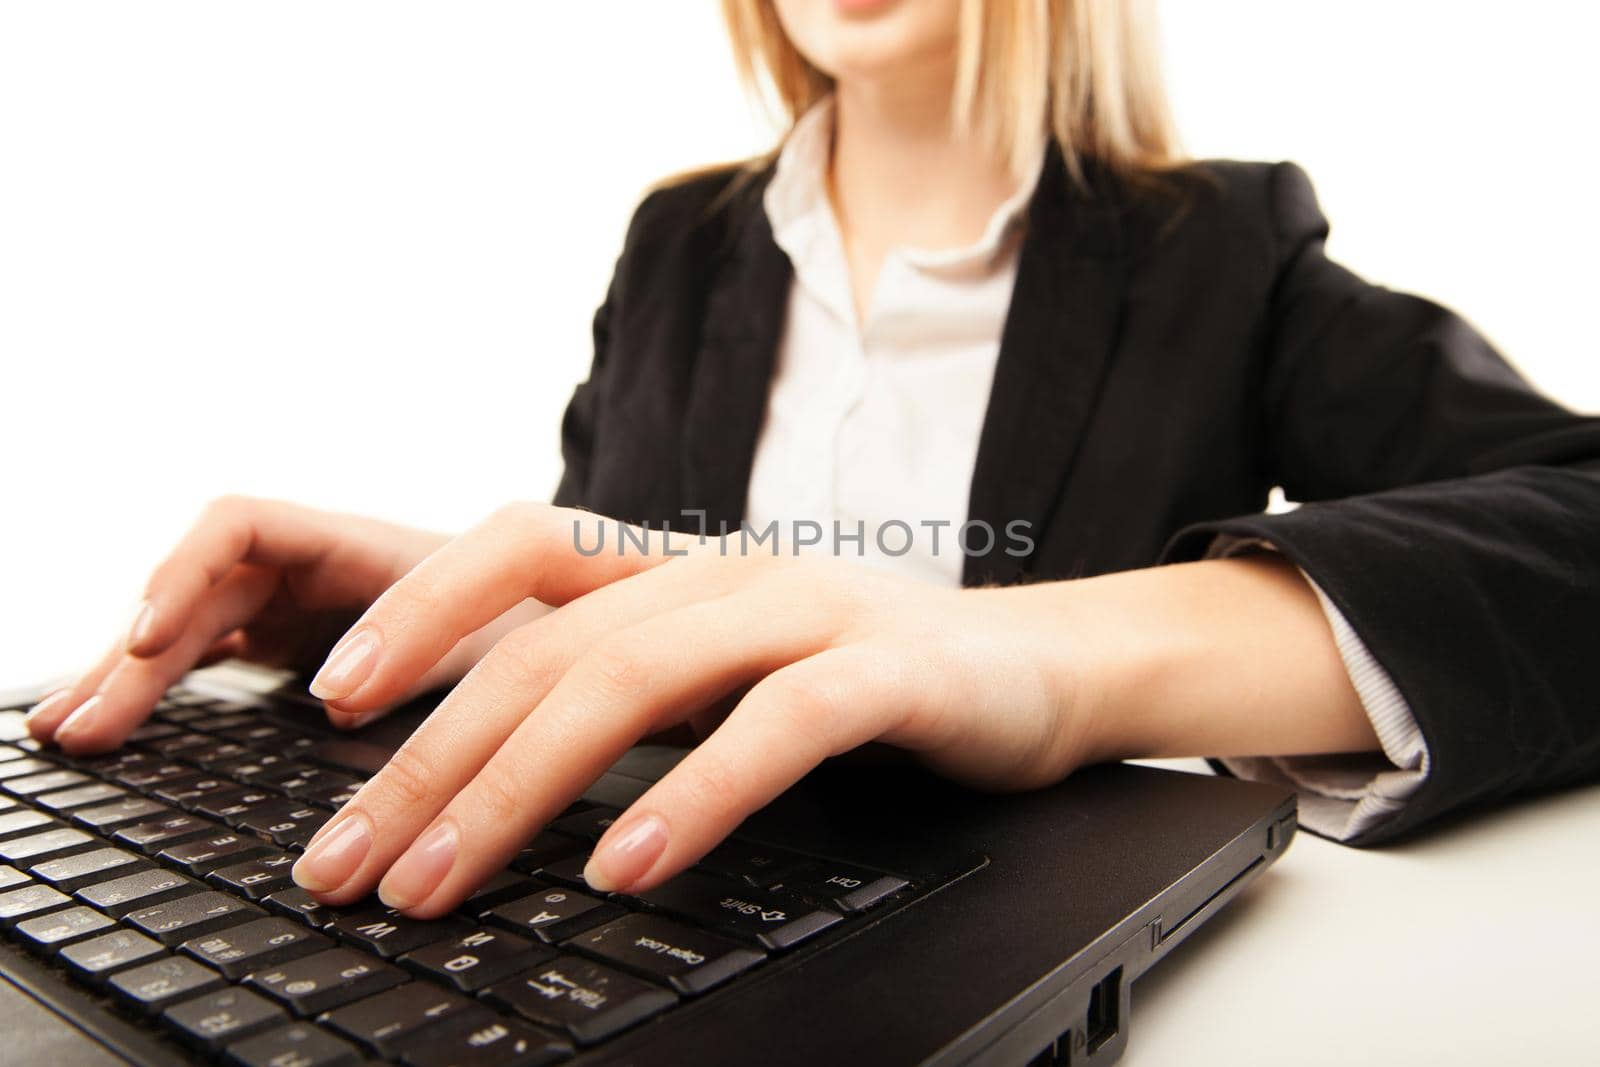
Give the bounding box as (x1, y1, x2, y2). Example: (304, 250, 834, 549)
(3, 1, 1597, 683)
(1, 6, 1598, 1063)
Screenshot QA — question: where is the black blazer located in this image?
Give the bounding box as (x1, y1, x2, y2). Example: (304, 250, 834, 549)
(553, 148, 1600, 845)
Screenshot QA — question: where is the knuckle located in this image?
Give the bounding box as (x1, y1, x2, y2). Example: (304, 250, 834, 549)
(678, 754, 742, 816)
(373, 743, 441, 812)
(476, 630, 559, 696)
(580, 636, 651, 699)
(760, 673, 844, 748)
(468, 769, 526, 829)
(201, 493, 255, 524)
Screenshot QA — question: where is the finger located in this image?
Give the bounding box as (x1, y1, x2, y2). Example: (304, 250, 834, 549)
(306, 504, 686, 712)
(356, 587, 839, 918)
(585, 643, 909, 894)
(53, 566, 280, 754)
(288, 555, 743, 904)
(128, 496, 334, 658)
(25, 641, 126, 740)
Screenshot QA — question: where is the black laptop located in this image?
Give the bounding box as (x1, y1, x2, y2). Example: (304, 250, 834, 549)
(0, 664, 1296, 1066)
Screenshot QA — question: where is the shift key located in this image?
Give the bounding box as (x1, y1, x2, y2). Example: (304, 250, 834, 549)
(635, 870, 840, 949)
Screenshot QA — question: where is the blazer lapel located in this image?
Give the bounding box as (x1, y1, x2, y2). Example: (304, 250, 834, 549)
(964, 151, 1129, 585)
(680, 173, 794, 536)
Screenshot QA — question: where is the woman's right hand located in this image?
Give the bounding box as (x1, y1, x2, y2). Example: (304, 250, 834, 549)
(26, 495, 458, 753)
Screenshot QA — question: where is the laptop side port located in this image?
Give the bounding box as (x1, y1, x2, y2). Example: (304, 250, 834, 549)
(1084, 967, 1122, 1055)
(1022, 964, 1128, 1066)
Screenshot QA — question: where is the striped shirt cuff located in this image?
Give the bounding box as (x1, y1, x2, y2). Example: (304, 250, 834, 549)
(1207, 536, 1430, 841)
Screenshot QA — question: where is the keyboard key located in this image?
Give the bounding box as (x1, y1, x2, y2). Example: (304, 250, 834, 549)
(192, 711, 259, 734)
(239, 802, 329, 848)
(329, 905, 471, 959)
(190, 741, 257, 770)
(322, 982, 484, 1057)
(34, 782, 127, 813)
(76, 867, 200, 917)
(302, 780, 364, 809)
(509, 833, 583, 875)
(275, 766, 359, 800)
(127, 722, 182, 744)
(116, 761, 197, 789)
(28, 846, 148, 892)
(0, 809, 57, 841)
(109, 955, 224, 1014)
(0, 757, 56, 781)
(159, 831, 272, 874)
(195, 788, 279, 825)
(146, 731, 217, 758)
(0, 826, 94, 864)
(162, 986, 288, 1053)
(529, 853, 591, 887)
(0, 864, 29, 890)
(125, 890, 264, 945)
(0, 744, 28, 763)
(401, 927, 554, 993)
(0, 882, 72, 925)
(635, 869, 842, 950)
(246, 946, 407, 1015)
(181, 916, 332, 980)
(15, 904, 116, 950)
(769, 862, 909, 912)
(223, 1022, 362, 1067)
(154, 775, 237, 807)
(72, 796, 171, 831)
(547, 808, 620, 842)
(114, 813, 218, 854)
(485, 885, 622, 944)
(485, 956, 675, 1045)
(464, 870, 541, 912)
(694, 838, 806, 884)
(566, 913, 764, 995)
(3, 768, 90, 796)
(399, 1016, 572, 1067)
(60, 928, 166, 981)
(211, 753, 294, 783)
(208, 852, 298, 900)
(264, 886, 347, 927)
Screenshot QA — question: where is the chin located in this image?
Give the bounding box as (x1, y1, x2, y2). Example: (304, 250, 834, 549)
(774, 0, 962, 83)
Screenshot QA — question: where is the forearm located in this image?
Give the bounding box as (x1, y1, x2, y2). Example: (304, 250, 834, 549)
(1026, 556, 1379, 765)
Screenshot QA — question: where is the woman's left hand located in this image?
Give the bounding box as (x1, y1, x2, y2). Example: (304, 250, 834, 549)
(289, 503, 1095, 917)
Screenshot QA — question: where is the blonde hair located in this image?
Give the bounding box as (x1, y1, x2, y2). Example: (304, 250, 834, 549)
(720, 0, 1182, 182)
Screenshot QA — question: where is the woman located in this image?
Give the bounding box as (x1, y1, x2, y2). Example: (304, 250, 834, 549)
(26, 0, 1600, 919)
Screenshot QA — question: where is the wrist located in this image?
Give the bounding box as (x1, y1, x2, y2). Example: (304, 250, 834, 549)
(1024, 556, 1373, 765)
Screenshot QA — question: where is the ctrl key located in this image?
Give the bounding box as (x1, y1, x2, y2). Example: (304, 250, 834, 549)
(401, 1017, 572, 1067)
(223, 1023, 361, 1067)
(163, 987, 286, 1053)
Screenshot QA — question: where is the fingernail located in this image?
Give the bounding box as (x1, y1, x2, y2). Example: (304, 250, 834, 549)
(292, 812, 372, 892)
(584, 813, 668, 893)
(380, 820, 459, 910)
(54, 694, 105, 743)
(26, 688, 73, 726)
(309, 628, 381, 701)
(126, 601, 156, 652)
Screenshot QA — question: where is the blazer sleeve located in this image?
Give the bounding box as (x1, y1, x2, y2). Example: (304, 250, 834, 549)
(551, 287, 611, 510)
(1164, 161, 1600, 845)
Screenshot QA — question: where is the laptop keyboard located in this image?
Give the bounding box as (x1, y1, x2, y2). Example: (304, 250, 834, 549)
(0, 687, 918, 1065)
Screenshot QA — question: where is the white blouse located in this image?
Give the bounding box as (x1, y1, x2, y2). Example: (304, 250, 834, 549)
(744, 98, 1426, 841)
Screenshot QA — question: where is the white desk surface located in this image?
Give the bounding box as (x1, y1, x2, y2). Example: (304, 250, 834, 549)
(4, 659, 1597, 1064)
